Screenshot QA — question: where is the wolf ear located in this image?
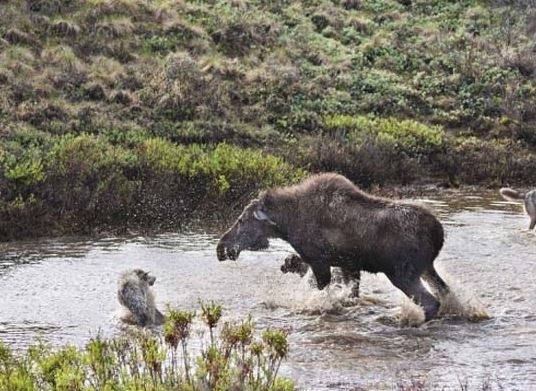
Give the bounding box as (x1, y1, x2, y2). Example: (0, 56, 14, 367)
(253, 209, 276, 226)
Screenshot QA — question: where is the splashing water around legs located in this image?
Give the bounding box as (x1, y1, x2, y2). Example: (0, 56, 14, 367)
(263, 270, 369, 315)
(433, 267, 489, 321)
(396, 268, 490, 326)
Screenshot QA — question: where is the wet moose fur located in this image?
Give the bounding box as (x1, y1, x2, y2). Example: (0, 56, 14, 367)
(217, 173, 449, 321)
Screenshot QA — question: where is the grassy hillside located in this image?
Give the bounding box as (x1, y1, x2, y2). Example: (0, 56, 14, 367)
(1, 0, 535, 239)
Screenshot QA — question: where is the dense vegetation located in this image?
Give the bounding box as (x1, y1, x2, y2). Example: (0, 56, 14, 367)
(0, 302, 294, 390)
(1, 0, 536, 239)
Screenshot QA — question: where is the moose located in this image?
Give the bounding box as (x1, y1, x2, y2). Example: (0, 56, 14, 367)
(216, 173, 450, 321)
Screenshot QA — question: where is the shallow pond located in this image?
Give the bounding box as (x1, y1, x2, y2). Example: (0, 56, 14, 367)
(1, 189, 535, 390)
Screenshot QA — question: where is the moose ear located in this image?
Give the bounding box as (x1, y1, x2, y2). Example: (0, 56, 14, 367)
(253, 209, 276, 226)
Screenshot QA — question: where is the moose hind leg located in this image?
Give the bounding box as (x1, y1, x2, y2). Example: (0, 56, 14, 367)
(341, 267, 361, 298)
(422, 266, 449, 299)
(388, 274, 440, 322)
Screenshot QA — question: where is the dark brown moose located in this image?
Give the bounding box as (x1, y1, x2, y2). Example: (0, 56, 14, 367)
(216, 173, 450, 321)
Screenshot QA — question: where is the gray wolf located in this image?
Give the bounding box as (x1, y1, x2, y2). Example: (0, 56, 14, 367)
(117, 269, 165, 326)
(500, 187, 536, 229)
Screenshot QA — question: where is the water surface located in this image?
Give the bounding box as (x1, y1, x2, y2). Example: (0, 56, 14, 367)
(1, 189, 535, 390)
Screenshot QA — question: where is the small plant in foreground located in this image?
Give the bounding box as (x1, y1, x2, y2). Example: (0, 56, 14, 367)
(199, 300, 223, 346)
(0, 303, 294, 391)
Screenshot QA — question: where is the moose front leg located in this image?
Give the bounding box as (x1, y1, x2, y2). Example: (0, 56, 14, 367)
(308, 260, 332, 290)
(290, 238, 332, 290)
(341, 267, 361, 298)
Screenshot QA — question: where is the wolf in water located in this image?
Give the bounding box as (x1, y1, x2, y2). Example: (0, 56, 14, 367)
(117, 269, 165, 326)
(500, 188, 536, 229)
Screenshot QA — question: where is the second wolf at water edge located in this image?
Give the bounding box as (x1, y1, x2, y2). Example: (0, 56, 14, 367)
(216, 172, 450, 322)
(500, 188, 536, 230)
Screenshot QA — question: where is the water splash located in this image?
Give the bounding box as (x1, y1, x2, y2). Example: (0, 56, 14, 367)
(392, 267, 490, 327)
(262, 271, 360, 315)
(396, 297, 426, 327)
(439, 291, 490, 321)
(437, 269, 490, 321)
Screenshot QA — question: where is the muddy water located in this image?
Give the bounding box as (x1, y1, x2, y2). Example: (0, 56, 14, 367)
(1, 190, 535, 390)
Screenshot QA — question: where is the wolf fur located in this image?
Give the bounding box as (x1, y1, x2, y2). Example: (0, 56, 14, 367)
(280, 254, 310, 277)
(117, 269, 165, 326)
(500, 187, 536, 229)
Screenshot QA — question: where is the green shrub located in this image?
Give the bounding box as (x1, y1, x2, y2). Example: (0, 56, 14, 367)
(0, 304, 294, 391)
(283, 134, 421, 187)
(451, 137, 536, 185)
(139, 139, 306, 194)
(4, 155, 45, 186)
(41, 134, 139, 228)
(47, 133, 136, 177)
(1, 126, 50, 188)
(101, 125, 149, 147)
(0, 134, 305, 239)
(324, 115, 446, 156)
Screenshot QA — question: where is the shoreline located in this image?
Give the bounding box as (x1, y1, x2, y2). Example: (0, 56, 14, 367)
(0, 182, 518, 243)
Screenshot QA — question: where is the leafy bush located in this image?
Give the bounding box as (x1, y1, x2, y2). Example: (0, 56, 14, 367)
(450, 137, 536, 185)
(47, 133, 136, 177)
(139, 139, 306, 194)
(323, 115, 446, 157)
(0, 133, 305, 239)
(0, 303, 294, 391)
(284, 133, 421, 187)
(4, 155, 45, 186)
(1, 126, 50, 190)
